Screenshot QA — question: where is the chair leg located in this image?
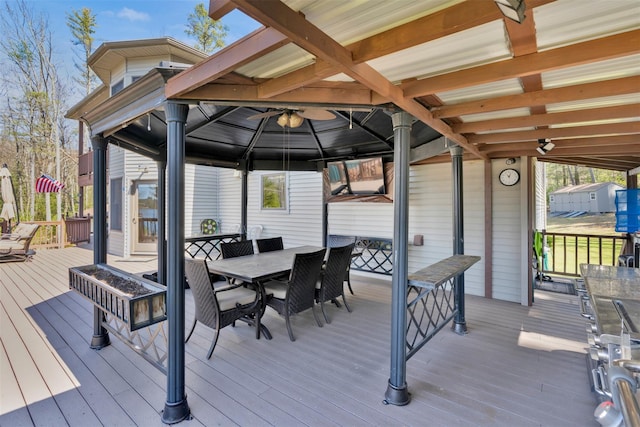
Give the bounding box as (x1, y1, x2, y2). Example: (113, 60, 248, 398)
(342, 293, 352, 312)
(206, 329, 221, 359)
(346, 275, 354, 295)
(185, 319, 197, 342)
(285, 312, 296, 342)
(311, 305, 323, 328)
(321, 299, 331, 324)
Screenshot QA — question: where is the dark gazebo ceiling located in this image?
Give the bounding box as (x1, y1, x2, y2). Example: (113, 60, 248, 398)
(112, 101, 442, 171)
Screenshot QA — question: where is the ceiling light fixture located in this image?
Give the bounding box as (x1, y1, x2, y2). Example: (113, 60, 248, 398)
(276, 111, 304, 128)
(494, 0, 526, 23)
(536, 138, 555, 155)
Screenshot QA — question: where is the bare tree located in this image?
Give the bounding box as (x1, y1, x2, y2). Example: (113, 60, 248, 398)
(0, 0, 72, 221)
(185, 3, 227, 53)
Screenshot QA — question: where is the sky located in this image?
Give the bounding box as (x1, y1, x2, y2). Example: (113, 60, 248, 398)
(20, 0, 261, 96)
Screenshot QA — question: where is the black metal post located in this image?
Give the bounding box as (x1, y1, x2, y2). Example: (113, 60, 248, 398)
(384, 111, 412, 406)
(450, 145, 467, 335)
(162, 102, 190, 424)
(90, 135, 110, 349)
(241, 169, 248, 238)
(157, 159, 166, 285)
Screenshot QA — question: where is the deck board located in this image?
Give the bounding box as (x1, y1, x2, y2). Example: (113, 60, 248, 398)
(0, 246, 601, 426)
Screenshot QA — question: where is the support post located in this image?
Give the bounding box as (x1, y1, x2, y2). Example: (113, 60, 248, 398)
(157, 159, 167, 285)
(162, 102, 190, 424)
(90, 135, 110, 349)
(450, 145, 467, 335)
(241, 169, 248, 237)
(384, 111, 412, 406)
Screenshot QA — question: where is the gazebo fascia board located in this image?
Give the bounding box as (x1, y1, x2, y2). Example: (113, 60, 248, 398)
(82, 68, 183, 137)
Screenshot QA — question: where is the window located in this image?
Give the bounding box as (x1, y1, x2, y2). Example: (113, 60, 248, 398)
(111, 78, 124, 96)
(589, 192, 597, 201)
(261, 173, 287, 210)
(110, 178, 123, 231)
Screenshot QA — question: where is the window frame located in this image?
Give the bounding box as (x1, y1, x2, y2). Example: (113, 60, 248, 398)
(110, 177, 123, 231)
(260, 172, 288, 211)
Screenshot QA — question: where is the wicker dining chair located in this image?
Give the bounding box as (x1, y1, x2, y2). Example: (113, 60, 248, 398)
(327, 235, 357, 295)
(316, 243, 354, 323)
(220, 240, 254, 258)
(184, 258, 261, 359)
(256, 236, 284, 253)
(262, 249, 326, 341)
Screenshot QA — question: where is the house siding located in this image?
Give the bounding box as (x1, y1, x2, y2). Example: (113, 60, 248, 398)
(217, 169, 243, 233)
(185, 165, 218, 237)
(247, 171, 324, 248)
(491, 159, 524, 303)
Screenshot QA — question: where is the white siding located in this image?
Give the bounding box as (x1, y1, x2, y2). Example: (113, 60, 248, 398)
(248, 171, 324, 248)
(535, 160, 547, 231)
(127, 57, 165, 78)
(185, 165, 218, 236)
(491, 159, 524, 303)
(217, 169, 243, 233)
(107, 145, 125, 256)
(405, 161, 485, 296)
(328, 161, 485, 296)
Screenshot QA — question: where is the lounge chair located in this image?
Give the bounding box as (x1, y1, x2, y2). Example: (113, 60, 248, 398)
(0, 223, 40, 263)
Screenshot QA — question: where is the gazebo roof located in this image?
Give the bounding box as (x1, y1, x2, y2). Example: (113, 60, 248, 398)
(69, 0, 640, 172)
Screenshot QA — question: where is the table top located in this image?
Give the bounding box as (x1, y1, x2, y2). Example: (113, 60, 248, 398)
(206, 245, 324, 283)
(408, 255, 481, 289)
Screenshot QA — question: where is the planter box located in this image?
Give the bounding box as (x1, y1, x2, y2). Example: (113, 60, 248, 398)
(69, 264, 166, 331)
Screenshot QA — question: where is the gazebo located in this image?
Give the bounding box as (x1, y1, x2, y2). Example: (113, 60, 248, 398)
(66, 0, 640, 423)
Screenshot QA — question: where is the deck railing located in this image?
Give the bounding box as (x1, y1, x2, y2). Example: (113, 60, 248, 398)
(26, 216, 92, 249)
(541, 231, 628, 277)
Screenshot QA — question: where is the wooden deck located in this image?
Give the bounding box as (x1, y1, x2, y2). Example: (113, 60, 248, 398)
(1, 246, 598, 426)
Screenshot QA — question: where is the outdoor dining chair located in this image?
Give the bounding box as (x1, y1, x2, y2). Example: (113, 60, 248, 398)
(220, 240, 255, 286)
(316, 243, 354, 323)
(184, 258, 261, 359)
(220, 240, 254, 258)
(262, 248, 326, 341)
(256, 236, 283, 253)
(327, 235, 357, 295)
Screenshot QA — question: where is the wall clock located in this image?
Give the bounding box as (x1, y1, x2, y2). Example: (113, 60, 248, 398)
(499, 168, 520, 186)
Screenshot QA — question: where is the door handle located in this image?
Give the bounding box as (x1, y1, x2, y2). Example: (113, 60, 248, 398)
(132, 217, 137, 224)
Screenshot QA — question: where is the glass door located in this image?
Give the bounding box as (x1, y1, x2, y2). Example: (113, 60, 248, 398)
(131, 180, 158, 254)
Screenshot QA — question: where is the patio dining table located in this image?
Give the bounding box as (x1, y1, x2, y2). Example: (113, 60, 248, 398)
(206, 245, 325, 339)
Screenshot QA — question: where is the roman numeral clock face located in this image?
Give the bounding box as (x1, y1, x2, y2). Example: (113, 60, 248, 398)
(499, 168, 520, 186)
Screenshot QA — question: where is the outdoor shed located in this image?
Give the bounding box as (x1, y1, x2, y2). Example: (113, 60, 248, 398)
(549, 182, 623, 213)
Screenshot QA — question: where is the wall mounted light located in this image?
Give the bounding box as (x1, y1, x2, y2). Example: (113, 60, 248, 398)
(536, 138, 555, 155)
(494, 0, 526, 23)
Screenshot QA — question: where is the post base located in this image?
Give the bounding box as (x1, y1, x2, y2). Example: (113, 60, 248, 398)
(90, 333, 110, 349)
(383, 380, 411, 406)
(452, 321, 468, 336)
(161, 398, 190, 424)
